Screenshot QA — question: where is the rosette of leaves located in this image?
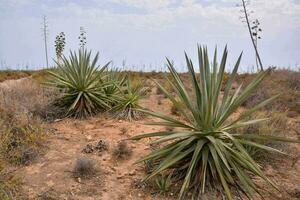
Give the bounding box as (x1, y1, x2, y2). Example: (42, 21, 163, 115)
(102, 69, 126, 105)
(48, 49, 112, 118)
(112, 76, 146, 121)
(131, 46, 299, 199)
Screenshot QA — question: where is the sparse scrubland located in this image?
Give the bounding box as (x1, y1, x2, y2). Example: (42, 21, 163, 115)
(0, 48, 299, 200)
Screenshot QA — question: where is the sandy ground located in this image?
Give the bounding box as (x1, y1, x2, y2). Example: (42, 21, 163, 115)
(1, 78, 299, 200)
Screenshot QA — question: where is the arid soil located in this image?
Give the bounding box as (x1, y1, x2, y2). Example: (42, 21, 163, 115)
(2, 78, 299, 200)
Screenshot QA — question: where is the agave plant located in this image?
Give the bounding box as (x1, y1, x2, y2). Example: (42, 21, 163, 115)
(102, 69, 126, 102)
(131, 46, 298, 199)
(111, 76, 146, 121)
(48, 49, 112, 118)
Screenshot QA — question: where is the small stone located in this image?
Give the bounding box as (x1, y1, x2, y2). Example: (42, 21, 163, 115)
(86, 135, 92, 141)
(138, 193, 142, 197)
(128, 170, 136, 176)
(95, 139, 108, 152)
(117, 175, 123, 179)
(82, 144, 94, 153)
(77, 177, 81, 183)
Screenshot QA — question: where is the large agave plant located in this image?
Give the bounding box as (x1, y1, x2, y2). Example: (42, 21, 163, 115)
(48, 49, 112, 118)
(132, 46, 298, 199)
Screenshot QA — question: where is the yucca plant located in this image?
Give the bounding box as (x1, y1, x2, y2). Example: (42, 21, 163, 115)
(131, 46, 299, 199)
(48, 49, 112, 118)
(102, 69, 126, 104)
(111, 76, 146, 121)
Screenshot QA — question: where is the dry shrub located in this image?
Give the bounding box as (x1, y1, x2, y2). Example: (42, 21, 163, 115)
(0, 78, 59, 165)
(73, 157, 98, 179)
(0, 70, 32, 82)
(0, 122, 45, 165)
(233, 110, 289, 161)
(113, 141, 132, 159)
(239, 69, 300, 115)
(0, 162, 21, 199)
(0, 78, 63, 122)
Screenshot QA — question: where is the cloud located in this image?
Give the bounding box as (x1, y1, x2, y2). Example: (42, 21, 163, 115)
(0, 0, 299, 70)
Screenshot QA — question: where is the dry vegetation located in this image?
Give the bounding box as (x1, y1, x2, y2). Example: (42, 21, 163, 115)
(0, 64, 299, 200)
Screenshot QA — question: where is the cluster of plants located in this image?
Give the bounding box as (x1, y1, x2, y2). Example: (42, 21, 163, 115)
(0, 79, 55, 165)
(48, 49, 146, 120)
(131, 46, 299, 200)
(0, 78, 58, 199)
(0, 161, 20, 200)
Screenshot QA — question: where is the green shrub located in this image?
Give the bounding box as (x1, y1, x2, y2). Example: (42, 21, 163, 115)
(48, 49, 112, 118)
(111, 77, 146, 121)
(131, 46, 299, 199)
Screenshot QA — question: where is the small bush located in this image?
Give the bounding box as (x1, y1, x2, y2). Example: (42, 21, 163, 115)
(112, 77, 146, 121)
(73, 157, 98, 179)
(232, 110, 289, 159)
(0, 120, 45, 165)
(239, 69, 300, 114)
(0, 162, 20, 199)
(113, 141, 132, 159)
(0, 78, 48, 165)
(0, 78, 61, 122)
(153, 173, 173, 194)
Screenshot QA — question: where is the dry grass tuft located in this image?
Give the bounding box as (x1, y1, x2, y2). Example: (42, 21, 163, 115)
(0, 162, 21, 199)
(0, 78, 59, 165)
(240, 69, 300, 116)
(73, 157, 98, 179)
(113, 141, 132, 159)
(233, 110, 290, 162)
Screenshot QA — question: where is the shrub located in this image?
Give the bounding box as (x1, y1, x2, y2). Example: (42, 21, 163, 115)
(240, 69, 300, 114)
(113, 141, 132, 159)
(0, 162, 20, 200)
(131, 46, 299, 199)
(153, 173, 173, 194)
(0, 79, 48, 165)
(73, 157, 98, 179)
(0, 78, 60, 122)
(111, 77, 146, 121)
(48, 49, 112, 118)
(0, 118, 45, 165)
(232, 110, 289, 159)
(102, 69, 125, 101)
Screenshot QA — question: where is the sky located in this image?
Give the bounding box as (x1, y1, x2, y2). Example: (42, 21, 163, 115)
(0, 0, 300, 72)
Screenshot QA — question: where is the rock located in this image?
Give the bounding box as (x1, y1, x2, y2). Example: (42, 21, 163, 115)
(86, 135, 92, 141)
(95, 139, 108, 152)
(82, 144, 94, 153)
(117, 174, 123, 179)
(128, 170, 136, 176)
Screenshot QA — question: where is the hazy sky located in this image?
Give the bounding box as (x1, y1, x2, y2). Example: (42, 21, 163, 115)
(0, 0, 299, 71)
